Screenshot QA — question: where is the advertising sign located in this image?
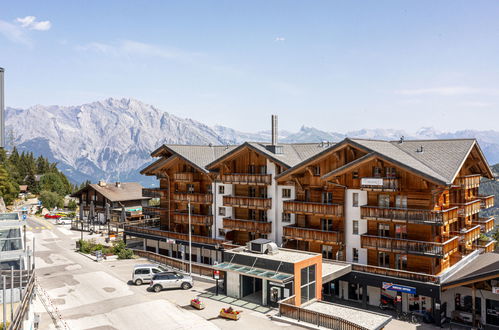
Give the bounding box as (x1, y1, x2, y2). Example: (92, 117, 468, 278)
(361, 178, 384, 186)
(493, 287, 499, 294)
(213, 270, 220, 280)
(382, 282, 416, 294)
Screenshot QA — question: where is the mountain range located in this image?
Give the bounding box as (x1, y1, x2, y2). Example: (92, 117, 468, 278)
(6, 98, 499, 186)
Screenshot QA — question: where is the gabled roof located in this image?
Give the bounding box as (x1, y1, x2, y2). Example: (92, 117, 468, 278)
(71, 182, 149, 202)
(322, 152, 376, 179)
(442, 252, 499, 289)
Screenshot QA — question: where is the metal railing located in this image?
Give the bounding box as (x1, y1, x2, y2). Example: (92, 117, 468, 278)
(8, 272, 37, 330)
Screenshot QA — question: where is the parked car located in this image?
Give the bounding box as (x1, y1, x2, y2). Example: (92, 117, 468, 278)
(56, 217, 72, 225)
(149, 272, 193, 292)
(132, 264, 169, 285)
(44, 214, 61, 219)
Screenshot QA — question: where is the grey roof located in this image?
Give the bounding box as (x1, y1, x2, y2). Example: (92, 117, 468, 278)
(72, 182, 150, 202)
(247, 142, 329, 168)
(164, 145, 240, 172)
(442, 252, 499, 287)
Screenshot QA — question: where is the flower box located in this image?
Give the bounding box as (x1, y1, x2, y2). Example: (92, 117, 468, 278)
(190, 299, 205, 310)
(219, 308, 241, 320)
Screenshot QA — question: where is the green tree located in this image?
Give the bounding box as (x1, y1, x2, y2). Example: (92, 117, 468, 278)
(39, 173, 71, 196)
(39, 190, 64, 209)
(67, 199, 78, 211)
(0, 165, 19, 205)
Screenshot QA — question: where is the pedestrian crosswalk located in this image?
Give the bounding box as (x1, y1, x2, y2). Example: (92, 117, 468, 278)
(27, 226, 48, 230)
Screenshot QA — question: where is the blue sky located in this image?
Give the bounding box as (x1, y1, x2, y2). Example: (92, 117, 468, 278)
(1, 1, 499, 133)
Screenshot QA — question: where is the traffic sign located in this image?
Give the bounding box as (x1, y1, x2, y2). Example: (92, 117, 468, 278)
(22, 214, 27, 220)
(213, 270, 220, 280)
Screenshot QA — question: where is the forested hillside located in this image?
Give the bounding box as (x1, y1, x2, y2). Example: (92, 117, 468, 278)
(479, 163, 499, 219)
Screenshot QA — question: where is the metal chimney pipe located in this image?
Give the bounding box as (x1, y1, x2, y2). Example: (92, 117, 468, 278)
(0, 68, 4, 149)
(271, 114, 278, 146)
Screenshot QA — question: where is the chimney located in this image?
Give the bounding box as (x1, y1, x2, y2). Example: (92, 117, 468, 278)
(98, 180, 106, 187)
(0, 68, 4, 149)
(115, 181, 121, 188)
(271, 114, 278, 146)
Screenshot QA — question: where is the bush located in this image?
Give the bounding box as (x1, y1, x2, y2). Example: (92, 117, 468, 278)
(67, 200, 78, 211)
(112, 240, 126, 254)
(39, 190, 64, 209)
(117, 248, 134, 259)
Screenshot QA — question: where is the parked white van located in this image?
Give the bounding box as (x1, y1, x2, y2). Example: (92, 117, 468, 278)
(132, 264, 168, 285)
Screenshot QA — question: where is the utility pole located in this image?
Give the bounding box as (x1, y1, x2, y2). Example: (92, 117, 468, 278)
(188, 199, 192, 276)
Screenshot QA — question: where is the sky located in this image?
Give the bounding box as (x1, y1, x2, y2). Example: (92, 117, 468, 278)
(1, 1, 499, 133)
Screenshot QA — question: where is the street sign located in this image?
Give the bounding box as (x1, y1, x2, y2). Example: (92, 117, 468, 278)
(213, 270, 220, 280)
(22, 214, 27, 220)
(493, 287, 499, 294)
(382, 282, 416, 294)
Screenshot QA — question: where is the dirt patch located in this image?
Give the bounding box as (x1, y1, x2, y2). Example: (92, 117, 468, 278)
(102, 287, 116, 293)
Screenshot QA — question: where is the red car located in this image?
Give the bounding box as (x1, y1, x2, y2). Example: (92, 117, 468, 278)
(44, 214, 61, 219)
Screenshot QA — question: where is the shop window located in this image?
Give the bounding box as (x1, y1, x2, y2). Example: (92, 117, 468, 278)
(378, 252, 390, 267)
(352, 248, 359, 262)
(352, 193, 359, 207)
(300, 265, 316, 304)
(282, 188, 291, 198)
(378, 194, 390, 207)
(378, 223, 390, 237)
(218, 207, 226, 216)
(353, 220, 359, 235)
(218, 185, 225, 194)
(395, 225, 407, 239)
(282, 213, 291, 223)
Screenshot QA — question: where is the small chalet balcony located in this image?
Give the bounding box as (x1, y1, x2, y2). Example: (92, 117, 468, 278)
(143, 206, 168, 217)
(360, 205, 458, 225)
(360, 177, 399, 191)
(172, 192, 213, 204)
(360, 234, 459, 257)
(221, 173, 272, 185)
(472, 216, 495, 234)
(351, 264, 440, 283)
(142, 188, 168, 198)
(473, 240, 496, 253)
(283, 200, 343, 217)
(453, 199, 482, 217)
(223, 218, 272, 234)
(172, 172, 200, 182)
(283, 226, 342, 245)
(454, 174, 481, 189)
(223, 195, 272, 210)
(479, 195, 495, 209)
(172, 212, 212, 226)
(452, 225, 481, 245)
(124, 225, 225, 245)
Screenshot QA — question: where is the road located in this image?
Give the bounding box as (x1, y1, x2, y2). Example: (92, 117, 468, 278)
(28, 215, 301, 330)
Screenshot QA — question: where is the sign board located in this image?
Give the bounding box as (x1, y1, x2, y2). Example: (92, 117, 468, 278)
(361, 178, 384, 186)
(38, 201, 42, 206)
(213, 270, 220, 280)
(22, 214, 27, 220)
(382, 282, 416, 294)
(493, 287, 499, 294)
(165, 239, 175, 244)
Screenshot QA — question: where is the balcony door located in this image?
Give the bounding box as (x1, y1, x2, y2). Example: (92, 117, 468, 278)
(395, 224, 407, 239)
(395, 254, 407, 270)
(378, 252, 390, 267)
(322, 245, 333, 259)
(248, 187, 256, 197)
(249, 209, 257, 220)
(377, 223, 390, 237)
(322, 192, 333, 204)
(187, 184, 195, 193)
(395, 195, 407, 209)
(321, 218, 334, 232)
(378, 194, 390, 208)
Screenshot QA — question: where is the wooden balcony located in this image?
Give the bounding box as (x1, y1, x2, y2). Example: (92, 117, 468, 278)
(452, 225, 481, 245)
(143, 206, 168, 217)
(124, 225, 225, 246)
(472, 216, 495, 234)
(473, 240, 496, 253)
(479, 195, 495, 209)
(223, 196, 272, 210)
(454, 174, 481, 189)
(283, 200, 343, 217)
(223, 218, 272, 233)
(360, 177, 399, 191)
(172, 172, 200, 182)
(173, 192, 213, 204)
(360, 234, 459, 257)
(351, 264, 440, 283)
(453, 199, 482, 217)
(172, 212, 212, 226)
(283, 226, 342, 245)
(360, 205, 458, 225)
(221, 173, 272, 185)
(142, 188, 168, 198)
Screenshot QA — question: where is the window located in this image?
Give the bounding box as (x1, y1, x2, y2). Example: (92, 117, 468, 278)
(385, 167, 396, 178)
(378, 252, 390, 267)
(313, 165, 321, 176)
(378, 223, 390, 237)
(352, 248, 359, 262)
(218, 228, 225, 237)
(259, 187, 267, 198)
(248, 165, 256, 174)
(322, 192, 333, 204)
(322, 245, 333, 259)
(187, 184, 195, 193)
(352, 193, 359, 207)
(218, 207, 225, 216)
(321, 218, 333, 232)
(352, 220, 359, 235)
(207, 184, 212, 193)
(378, 194, 390, 207)
(248, 187, 256, 197)
(395, 224, 407, 239)
(353, 171, 359, 179)
(395, 254, 407, 270)
(282, 188, 291, 198)
(259, 210, 267, 221)
(300, 265, 317, 304)
(152, 268, 161, 274)
(395, 195, 407, 208)
(373, 167, 382, 177)
(282, 213, 291, 223)
(249, 209, 257, 220)
(259, 165, 267, 174)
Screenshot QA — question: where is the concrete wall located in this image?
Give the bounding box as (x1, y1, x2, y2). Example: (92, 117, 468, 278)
(344, 189, 367, 263)
(226, 271, 240, 298)
(213, 182, 232, 240)
(275, 182, 295, 247)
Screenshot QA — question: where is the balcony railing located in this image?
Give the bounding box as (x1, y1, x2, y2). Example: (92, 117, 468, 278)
(124, 225, 225, 246)
(283, 200, 343, 217)
(452, 225, 481, 245)
(223, 218, 272, 233)
(472, 216, 495, 234)
(221, 173, 272, 185)
(283, 226, 342, 245)
(223, 195, 272, 210)
(360, 177, 399, 191)
(351, 263, 440, 284)
(453, 199, 482, 217)
(172, 172, 200, 182)
(173, 192, 213, 204)
(454, 174, 481, 189)
(479, 195, 495, 209)
(143, 188, 168, 198)
(360, 234, 459, 257)
(473, 240, 496, 253)
(172, 212, 212, 226)
(143, 206, 168, 217)
(360, 205, 458, 225)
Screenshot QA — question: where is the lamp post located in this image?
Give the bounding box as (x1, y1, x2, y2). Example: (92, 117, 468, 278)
(188, 199, 192, 276)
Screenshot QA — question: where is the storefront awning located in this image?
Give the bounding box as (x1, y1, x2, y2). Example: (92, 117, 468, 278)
(213, 262, 293, 283)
